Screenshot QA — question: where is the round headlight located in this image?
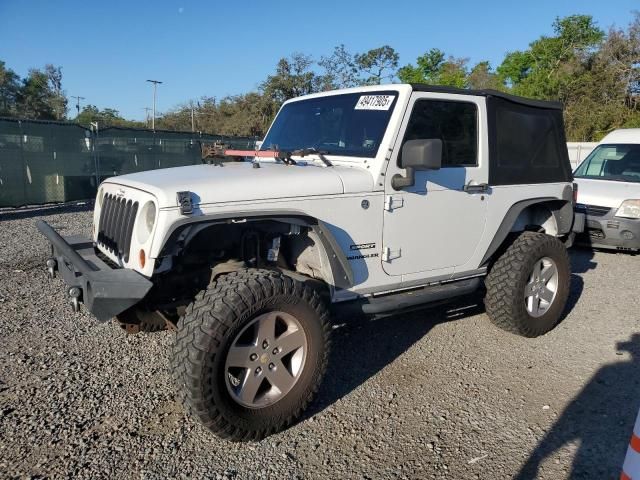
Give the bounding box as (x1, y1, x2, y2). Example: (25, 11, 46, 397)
(136, 201, 156, 244)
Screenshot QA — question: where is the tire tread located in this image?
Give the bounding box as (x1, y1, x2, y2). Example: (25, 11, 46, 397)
(484, 232, 571, 338)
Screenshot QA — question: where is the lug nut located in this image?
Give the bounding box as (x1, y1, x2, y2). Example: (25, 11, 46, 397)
(250, 353, 258, 361)
(262, 340, 269, 349)
(268, 363, 275, 370)
(272, 347, 279, 355)
(255, 367, 262, 374)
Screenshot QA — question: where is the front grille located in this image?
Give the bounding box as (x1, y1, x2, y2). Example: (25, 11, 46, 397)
(97, 194, 138, 262)
(583, 205, 612, 217)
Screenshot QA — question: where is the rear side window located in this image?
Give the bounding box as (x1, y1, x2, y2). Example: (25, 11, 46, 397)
(402, 100, 478, 167)
(487, 96, 572, 185)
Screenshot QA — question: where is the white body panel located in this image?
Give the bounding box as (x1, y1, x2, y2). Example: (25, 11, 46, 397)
(382, 92, 489, 277)
(110, 162, 374, 208)
(575, 178, 640, 209)
(574, 129, 640, 210)
(598, 128, 640, 144)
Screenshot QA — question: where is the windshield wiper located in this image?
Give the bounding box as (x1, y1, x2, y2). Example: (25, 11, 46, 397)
(259, 145, 333, 166)
(288, 147, 333, 166)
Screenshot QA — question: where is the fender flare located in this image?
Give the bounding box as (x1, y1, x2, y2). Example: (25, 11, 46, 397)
(156, 210, 354, 289)
(480, 196, 573, 267)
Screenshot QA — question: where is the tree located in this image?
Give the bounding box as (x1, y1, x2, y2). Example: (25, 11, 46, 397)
(319, 44, 359, 90)
(14, 64, 69, 120)
(44, 64, 67, 120)
(496, 50, 533, 87)
(0, 61, 20, 116)
(354, 45, 399, 85)
(75, 104, 142, 128)
(397, 48, 468, 87)
(17, 69, 56, 119)
(493, 13, 639, 140)
(496, 15, 605, 101)
(561, 13, 640, 140)
(158, 92, 277, 137)
(467, 61, 502, 90)
(261, 53, 322, 104)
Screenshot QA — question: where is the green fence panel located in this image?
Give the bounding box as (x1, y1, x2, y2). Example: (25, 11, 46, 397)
(0, 119, 26, 207)
(0, 118, 259, 208)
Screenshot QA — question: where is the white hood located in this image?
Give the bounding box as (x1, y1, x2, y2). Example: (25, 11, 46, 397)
(575, 177, 640, 208)
(104, 161, 374, 208)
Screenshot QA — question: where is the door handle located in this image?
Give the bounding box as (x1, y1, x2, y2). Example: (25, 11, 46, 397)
(463, 182, 489, 194)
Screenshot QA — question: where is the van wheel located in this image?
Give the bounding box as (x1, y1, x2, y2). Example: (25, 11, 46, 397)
(484, 232, 571, 337)
(170, 269, 330, 441)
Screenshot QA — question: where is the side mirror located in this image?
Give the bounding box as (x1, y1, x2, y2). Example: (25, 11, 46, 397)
(392, 139, 442, 190)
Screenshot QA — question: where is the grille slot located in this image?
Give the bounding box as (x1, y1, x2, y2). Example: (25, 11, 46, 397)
(588, 228, 605, 239)
(584, 205, 611, 217)
(97, 193, 139, 262)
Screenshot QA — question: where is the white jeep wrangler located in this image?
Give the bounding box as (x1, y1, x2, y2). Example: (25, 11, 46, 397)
(38, 84, 580, 440)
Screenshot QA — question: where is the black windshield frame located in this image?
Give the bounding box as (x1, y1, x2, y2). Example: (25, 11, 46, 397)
(574, 143, 640, 183)
(260, 91, 398, 159)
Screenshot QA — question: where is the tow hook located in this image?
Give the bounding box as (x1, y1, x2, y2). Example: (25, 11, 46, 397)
(46, 258, 57, 278)
(68, 287, 82, 313)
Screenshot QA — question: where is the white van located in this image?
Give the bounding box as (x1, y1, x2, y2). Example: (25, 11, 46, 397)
(574, 129, 640, 251)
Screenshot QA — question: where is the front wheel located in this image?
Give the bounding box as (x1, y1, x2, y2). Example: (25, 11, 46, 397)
(484, 232, 571, 337)
(170, 269, 330, 441)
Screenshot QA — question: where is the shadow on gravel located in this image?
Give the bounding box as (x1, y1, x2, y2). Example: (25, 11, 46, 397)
(515, 333, 640, 479)
(311, 265, 586, 420)
(560, 272, 584, 325)
(0, 201, 93, 222)
(569, 247, 598, 274)
(308, 294, 486, 417)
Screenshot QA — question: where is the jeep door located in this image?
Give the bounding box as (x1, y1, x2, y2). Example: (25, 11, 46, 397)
(382, 93, 489, 277)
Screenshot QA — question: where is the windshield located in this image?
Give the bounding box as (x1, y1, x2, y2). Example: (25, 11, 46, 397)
(260, 91, 398, 158)
(574, 144, 640, 183)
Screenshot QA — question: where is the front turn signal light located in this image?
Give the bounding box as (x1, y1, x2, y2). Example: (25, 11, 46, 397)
(139, 249, 146, 268)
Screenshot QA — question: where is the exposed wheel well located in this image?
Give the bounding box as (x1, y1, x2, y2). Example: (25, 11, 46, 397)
(481, 198, 573, 268)
(141, 217, 348, 316)
(510, 202, 559, 236)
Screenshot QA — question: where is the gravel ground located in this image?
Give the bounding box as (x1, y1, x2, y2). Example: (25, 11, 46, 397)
(1, 204, 639, 480)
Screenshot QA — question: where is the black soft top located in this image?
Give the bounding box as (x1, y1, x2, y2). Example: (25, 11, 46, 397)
(410, 84, 563, 110)
(409, 83, 572, 185)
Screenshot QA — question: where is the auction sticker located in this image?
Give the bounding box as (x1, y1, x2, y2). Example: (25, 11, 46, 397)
(354, 95, 395, 110)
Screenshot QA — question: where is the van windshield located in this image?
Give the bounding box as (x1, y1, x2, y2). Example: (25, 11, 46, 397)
(574, 144, 640, 183)
(260, 91, 398, 158)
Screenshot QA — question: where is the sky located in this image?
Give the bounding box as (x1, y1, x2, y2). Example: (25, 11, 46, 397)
(0, 0, 638, 120)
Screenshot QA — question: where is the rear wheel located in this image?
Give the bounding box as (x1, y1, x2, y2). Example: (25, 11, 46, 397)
(484, 232, 571, 337)
(170, 269, 330, 441)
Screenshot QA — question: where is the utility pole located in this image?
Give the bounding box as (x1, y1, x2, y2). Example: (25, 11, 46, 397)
(190, 102, 195, 132)
(71, 95, 85, 118)
(146, 79, 162, 130)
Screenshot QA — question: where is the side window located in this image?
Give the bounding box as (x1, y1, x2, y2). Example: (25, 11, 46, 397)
(402, 99, 478, 167)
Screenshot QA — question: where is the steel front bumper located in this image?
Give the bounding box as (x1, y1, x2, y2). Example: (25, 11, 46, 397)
(575, 211, 640, 251)
(36, 220, 153, 321)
